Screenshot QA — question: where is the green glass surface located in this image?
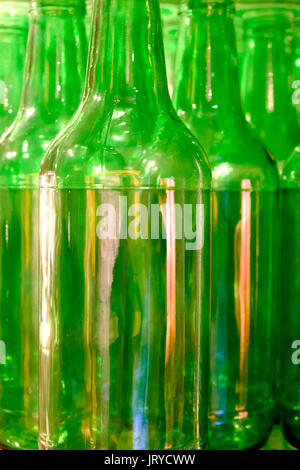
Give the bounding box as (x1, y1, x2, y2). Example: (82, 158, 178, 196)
(0, 0, 87, 449)
(239, 4, 299, 174)
(39, 0, 211, 450)
(280, 148, 300, 450)
(160, 0, 179, 97)
(292, 15, 300, 122)
(0, 1, 28, 135)
(85, 0, 92, 38)
(174, 0, 278, 449)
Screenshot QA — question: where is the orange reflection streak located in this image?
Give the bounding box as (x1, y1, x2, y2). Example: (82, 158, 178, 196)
(159, 180, 177, 449)
(165, 187, 176, 366)
(83, 189, 96, 444)
(234, 179, 251, 415)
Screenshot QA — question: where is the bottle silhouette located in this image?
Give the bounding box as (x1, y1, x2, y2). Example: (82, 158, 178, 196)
(174, 0, 278, 450)
(39, 0, 211, 450)
(0, 0, 87, 449)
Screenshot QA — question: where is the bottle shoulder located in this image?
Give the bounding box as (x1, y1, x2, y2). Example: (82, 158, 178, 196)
(210, 141, 279, 191)
(181, 114, 279, 191)
(281, 146, 300, 189)
(41, 109, 212, 191)
(0, 114, 67, 187)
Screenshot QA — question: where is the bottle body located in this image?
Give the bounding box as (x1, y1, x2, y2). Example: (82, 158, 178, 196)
(39, 0, 211, 450)
(209, 187, 277, 449)
(0, 0, 87, 449)
(0, 1, 28, 134)
(40, 182, 210, 450)
(0, 186, 39, 449)
(174, 1, 278, 449)
(280, 151, 300, 449)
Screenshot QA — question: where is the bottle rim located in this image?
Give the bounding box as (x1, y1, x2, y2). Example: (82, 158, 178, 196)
(179, 2, 235, 17)
(240, 8, 295, 33)
(29, 0, 86, 12)
(179, 1, 300, 16)
(236, 2, 300, 14)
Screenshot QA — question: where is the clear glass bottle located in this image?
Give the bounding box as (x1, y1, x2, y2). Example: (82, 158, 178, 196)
(0, 1, 28, 134)
(0, 0, 87, 449)
(173, 0, 278, 450)
(239, 3, 299, 174)
(39, 0, 211, 450)
(280, 146, 300, 449)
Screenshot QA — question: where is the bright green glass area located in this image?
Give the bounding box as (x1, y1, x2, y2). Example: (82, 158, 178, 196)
(39, 0, 211, 450)
(0, 0, 87, 449)
(160, 0, 179, 97)
(174, 0, 278, 449)
(0, 1, 28, 135)
(280, 149, 300, 450)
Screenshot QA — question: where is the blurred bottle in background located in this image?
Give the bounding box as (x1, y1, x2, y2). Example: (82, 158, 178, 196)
(0, 0, 87, 449)
(160, 0, 179, 97)
(0, 1, 28, 135)
(238, 2, 300, 174)
(174, 0, 278, 449)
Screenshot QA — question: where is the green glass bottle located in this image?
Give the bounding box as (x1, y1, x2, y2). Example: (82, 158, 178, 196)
(239, 3, 299, 174)
(234, 11, 244, 76)
(39, 0, 211, 450)
(173, 0, 278, 450)
(85, 0, 92, 38)
(160, 0, 179, 97)
(0, 1, 28, 135)
(0, 0, 87, 449)
(280, 147, 300, 449)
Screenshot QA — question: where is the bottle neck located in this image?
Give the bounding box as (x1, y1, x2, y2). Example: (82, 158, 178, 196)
(174, 2, 244, 123)
(85, 0, 171, 113)
(19, 0, 87, 120)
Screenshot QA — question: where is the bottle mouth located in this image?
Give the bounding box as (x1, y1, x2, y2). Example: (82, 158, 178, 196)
(236, 1, 300, 12)
(239, 8, 294, 35)
(236, 2, 300, 23)
(179, 1, 235, 17)
(29, 0, 86, 12)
